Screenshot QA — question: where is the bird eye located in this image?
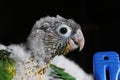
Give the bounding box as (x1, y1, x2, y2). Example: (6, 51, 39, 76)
(60, 27, 68, 34)
(56, 25, 72, 38)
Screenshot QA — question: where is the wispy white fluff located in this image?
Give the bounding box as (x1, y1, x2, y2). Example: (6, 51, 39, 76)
(0, 44, 7, 50)
(51, 55, 94, 80)
(0, 44, 94, 80)
(0, 44, 41, 80)
(8, 44, 30, 62)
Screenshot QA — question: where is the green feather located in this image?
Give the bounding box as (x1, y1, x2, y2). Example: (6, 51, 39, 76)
(0, 50, 16, 80)
(50, 64, 76, 80)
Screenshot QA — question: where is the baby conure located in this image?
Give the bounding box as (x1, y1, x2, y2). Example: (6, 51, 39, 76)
(0, 15, 94, 80)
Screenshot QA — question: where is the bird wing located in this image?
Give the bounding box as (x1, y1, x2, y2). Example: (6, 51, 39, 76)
(49, 64, 76, 80)
(0, 49, 16, 80)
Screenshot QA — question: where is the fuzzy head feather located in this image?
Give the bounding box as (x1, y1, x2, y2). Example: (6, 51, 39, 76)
(27, 15, 85, 62)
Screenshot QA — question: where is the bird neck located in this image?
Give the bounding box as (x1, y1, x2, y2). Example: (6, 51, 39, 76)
(35, 60, 51, 75)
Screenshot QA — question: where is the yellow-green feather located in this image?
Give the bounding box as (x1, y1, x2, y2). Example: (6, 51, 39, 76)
(0, 50, 16, 80)
(50, 64, 76, 80)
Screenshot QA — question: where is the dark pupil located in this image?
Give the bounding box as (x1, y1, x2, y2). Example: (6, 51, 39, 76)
(60, 27, 67, 34)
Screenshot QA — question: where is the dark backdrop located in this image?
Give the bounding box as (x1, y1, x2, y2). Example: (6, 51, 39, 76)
(0, 0, 120, 74)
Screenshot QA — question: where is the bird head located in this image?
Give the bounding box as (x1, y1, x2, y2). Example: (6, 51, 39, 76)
(27, 15, 85, 61)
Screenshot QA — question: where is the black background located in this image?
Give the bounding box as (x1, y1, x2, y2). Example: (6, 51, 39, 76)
(0, 0, 120, 74)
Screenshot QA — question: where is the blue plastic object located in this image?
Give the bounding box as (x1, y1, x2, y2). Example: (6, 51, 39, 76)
(93, 51, 120, 80)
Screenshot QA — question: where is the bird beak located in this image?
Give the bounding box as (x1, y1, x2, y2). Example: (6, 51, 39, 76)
(68, 29, 85, 51)
(63, 29, 85, 55)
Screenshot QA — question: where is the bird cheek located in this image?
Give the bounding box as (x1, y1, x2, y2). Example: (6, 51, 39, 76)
(47, 33, 56, 40)
(63, 43, 73, 55)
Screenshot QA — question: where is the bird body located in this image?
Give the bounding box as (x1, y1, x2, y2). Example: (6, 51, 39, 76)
(0, 15, 94, 80)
